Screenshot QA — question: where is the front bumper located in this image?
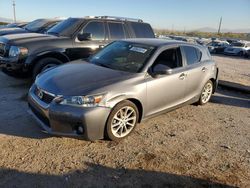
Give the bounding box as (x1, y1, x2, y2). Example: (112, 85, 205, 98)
(28, 86, 111, 141)
(0, 56, 26, 72)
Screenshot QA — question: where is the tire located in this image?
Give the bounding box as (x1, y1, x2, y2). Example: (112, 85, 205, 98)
(197, 80, 213, 105)
(105, 100, 139, 141)
(32, 57, 62, 81)
(238, 51, 243, 57)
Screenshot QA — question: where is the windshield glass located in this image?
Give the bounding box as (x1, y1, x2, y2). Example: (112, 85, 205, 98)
(89, 41, 155, 73)
(231, 42, 244, 47)
(47, 18, 82, 37)
(24, 19, 50, 32)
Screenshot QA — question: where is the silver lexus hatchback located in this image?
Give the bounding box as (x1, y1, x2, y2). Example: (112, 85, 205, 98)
(28, 39, 219, 141)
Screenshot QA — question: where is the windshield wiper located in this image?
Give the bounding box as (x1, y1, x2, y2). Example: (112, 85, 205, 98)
(47, 32, 60, 36)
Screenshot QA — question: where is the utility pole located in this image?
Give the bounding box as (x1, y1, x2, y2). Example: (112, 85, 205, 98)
(12, 0, 16, 23)
(218, 17, 222, 34)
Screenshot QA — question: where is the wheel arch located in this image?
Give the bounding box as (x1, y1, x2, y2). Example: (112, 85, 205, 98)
(126, 98, 143, 123)
(27, 51, 70, 69)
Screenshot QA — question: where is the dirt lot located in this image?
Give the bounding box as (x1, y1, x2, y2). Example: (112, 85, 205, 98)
(213, 55, 250, 86)
(0, 55, 250, 188)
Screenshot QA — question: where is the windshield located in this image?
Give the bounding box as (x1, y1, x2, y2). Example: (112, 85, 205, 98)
(231, 42, 244, 47)
(47, 18, 83, 37)
(24, 19, 50, 32)
(89, 41, 156, 73)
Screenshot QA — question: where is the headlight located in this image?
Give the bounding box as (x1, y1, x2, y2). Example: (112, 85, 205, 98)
(9, 46, 28, 58)
(60, 94, 105, 107)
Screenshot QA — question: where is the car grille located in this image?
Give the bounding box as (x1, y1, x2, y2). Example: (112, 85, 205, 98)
(29, 104, 51, 127)
(34, 86, 55, 104)
(0, 43, 6, 57)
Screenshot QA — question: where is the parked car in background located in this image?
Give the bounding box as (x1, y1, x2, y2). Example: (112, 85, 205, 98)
(244, 49, 250, 58)
(207, 40, 230, 54)
(224, 41, 250, 56)
(0, 16, 155, 79)
(28, 39, 218, 141)
(196, 38, 211, 46)
(0, 22, 28, 29)
(0, 18, 62, 36)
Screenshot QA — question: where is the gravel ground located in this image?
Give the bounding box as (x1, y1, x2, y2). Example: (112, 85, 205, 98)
(212, 55, 250, 86)
(0, 55, 250, 188)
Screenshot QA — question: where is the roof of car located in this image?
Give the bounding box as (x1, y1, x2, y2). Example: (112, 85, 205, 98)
(120, 38, 202, 48)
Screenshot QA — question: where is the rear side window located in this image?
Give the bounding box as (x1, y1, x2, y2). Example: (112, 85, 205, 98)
(108, 22, 126, 39)
(82, 21, 105, 40)
(130, 22, 155, 38)
(182, 46, 201, 65)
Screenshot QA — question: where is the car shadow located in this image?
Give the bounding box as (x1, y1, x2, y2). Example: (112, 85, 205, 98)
(211, 88, 250, 109)
(0, 162, 237, 188)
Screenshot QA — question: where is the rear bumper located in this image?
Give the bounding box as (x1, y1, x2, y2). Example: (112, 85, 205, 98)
(27, 86, 111, 141)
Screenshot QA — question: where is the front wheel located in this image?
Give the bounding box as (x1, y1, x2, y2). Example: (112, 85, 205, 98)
(197, 80, 213, 105)
(32, 57, 62, 81)
(106, 100, 139, 141)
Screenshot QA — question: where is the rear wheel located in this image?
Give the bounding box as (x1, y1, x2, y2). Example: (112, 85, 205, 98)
(106, 100, 139, 141)
(32, 57, 62, 80)
(197, 80, 213, 105)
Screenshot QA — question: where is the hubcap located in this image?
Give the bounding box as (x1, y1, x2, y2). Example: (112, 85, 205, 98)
(201, 82, 213, 103)
(111, 106, 137, 138)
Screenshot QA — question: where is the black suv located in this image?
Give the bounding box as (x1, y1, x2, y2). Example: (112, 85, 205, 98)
(0, 16, 155, 79)
(0, 18, 62, 36)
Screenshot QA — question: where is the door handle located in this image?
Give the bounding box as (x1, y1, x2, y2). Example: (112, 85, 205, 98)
(99, 45, 105, 48)
(202, 67, 207, 72)
(179, 73, 186, 80)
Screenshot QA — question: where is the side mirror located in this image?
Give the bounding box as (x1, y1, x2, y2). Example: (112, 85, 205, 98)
(77, 33, 92, 41)
(152, 64, 173, 76)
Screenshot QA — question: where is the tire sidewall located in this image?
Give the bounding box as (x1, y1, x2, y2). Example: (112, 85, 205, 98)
(32, 57, 62, 80)
(106, 100, 139, 141)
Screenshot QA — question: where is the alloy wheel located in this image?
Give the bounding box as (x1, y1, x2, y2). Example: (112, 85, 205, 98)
(111, 106, 137, 138)
(201, 82, 213, 104)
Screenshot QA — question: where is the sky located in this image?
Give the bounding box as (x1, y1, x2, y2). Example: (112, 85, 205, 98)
(0, 0, 250, 30)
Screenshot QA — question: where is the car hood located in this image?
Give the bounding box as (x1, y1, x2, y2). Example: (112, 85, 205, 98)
(0, 33, 58, 45)
(35, 61, 136, 96)
(0, 27, 27, 36)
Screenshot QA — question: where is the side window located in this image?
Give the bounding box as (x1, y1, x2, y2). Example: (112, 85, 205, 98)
(182, 46, 201, 65)
(108, 22, 126, 40)
(81, 21, 105, 40)
(130, 22, 155, 38)
(153, 47, 183, 69)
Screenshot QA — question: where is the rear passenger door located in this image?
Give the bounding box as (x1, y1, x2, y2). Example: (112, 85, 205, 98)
(181, 45, 209, 101)
(72, 21, 108, 60)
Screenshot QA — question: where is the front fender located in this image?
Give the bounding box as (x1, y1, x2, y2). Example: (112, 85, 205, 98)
(25, 49, 70, 66)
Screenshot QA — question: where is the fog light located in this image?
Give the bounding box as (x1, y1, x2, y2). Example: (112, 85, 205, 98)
(78, 126, 84, 133)
(75, 125, 84, 135)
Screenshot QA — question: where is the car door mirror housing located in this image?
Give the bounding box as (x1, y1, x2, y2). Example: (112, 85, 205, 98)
(77, 33, 92, 41)
(152, 64, 173, 76)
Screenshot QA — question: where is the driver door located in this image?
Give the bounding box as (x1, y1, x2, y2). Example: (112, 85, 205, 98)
(145, 46, 187, 117)
(71, 21, 108, 60)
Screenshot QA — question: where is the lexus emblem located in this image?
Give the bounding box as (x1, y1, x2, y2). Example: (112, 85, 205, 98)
(37, 89, 43, 99)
